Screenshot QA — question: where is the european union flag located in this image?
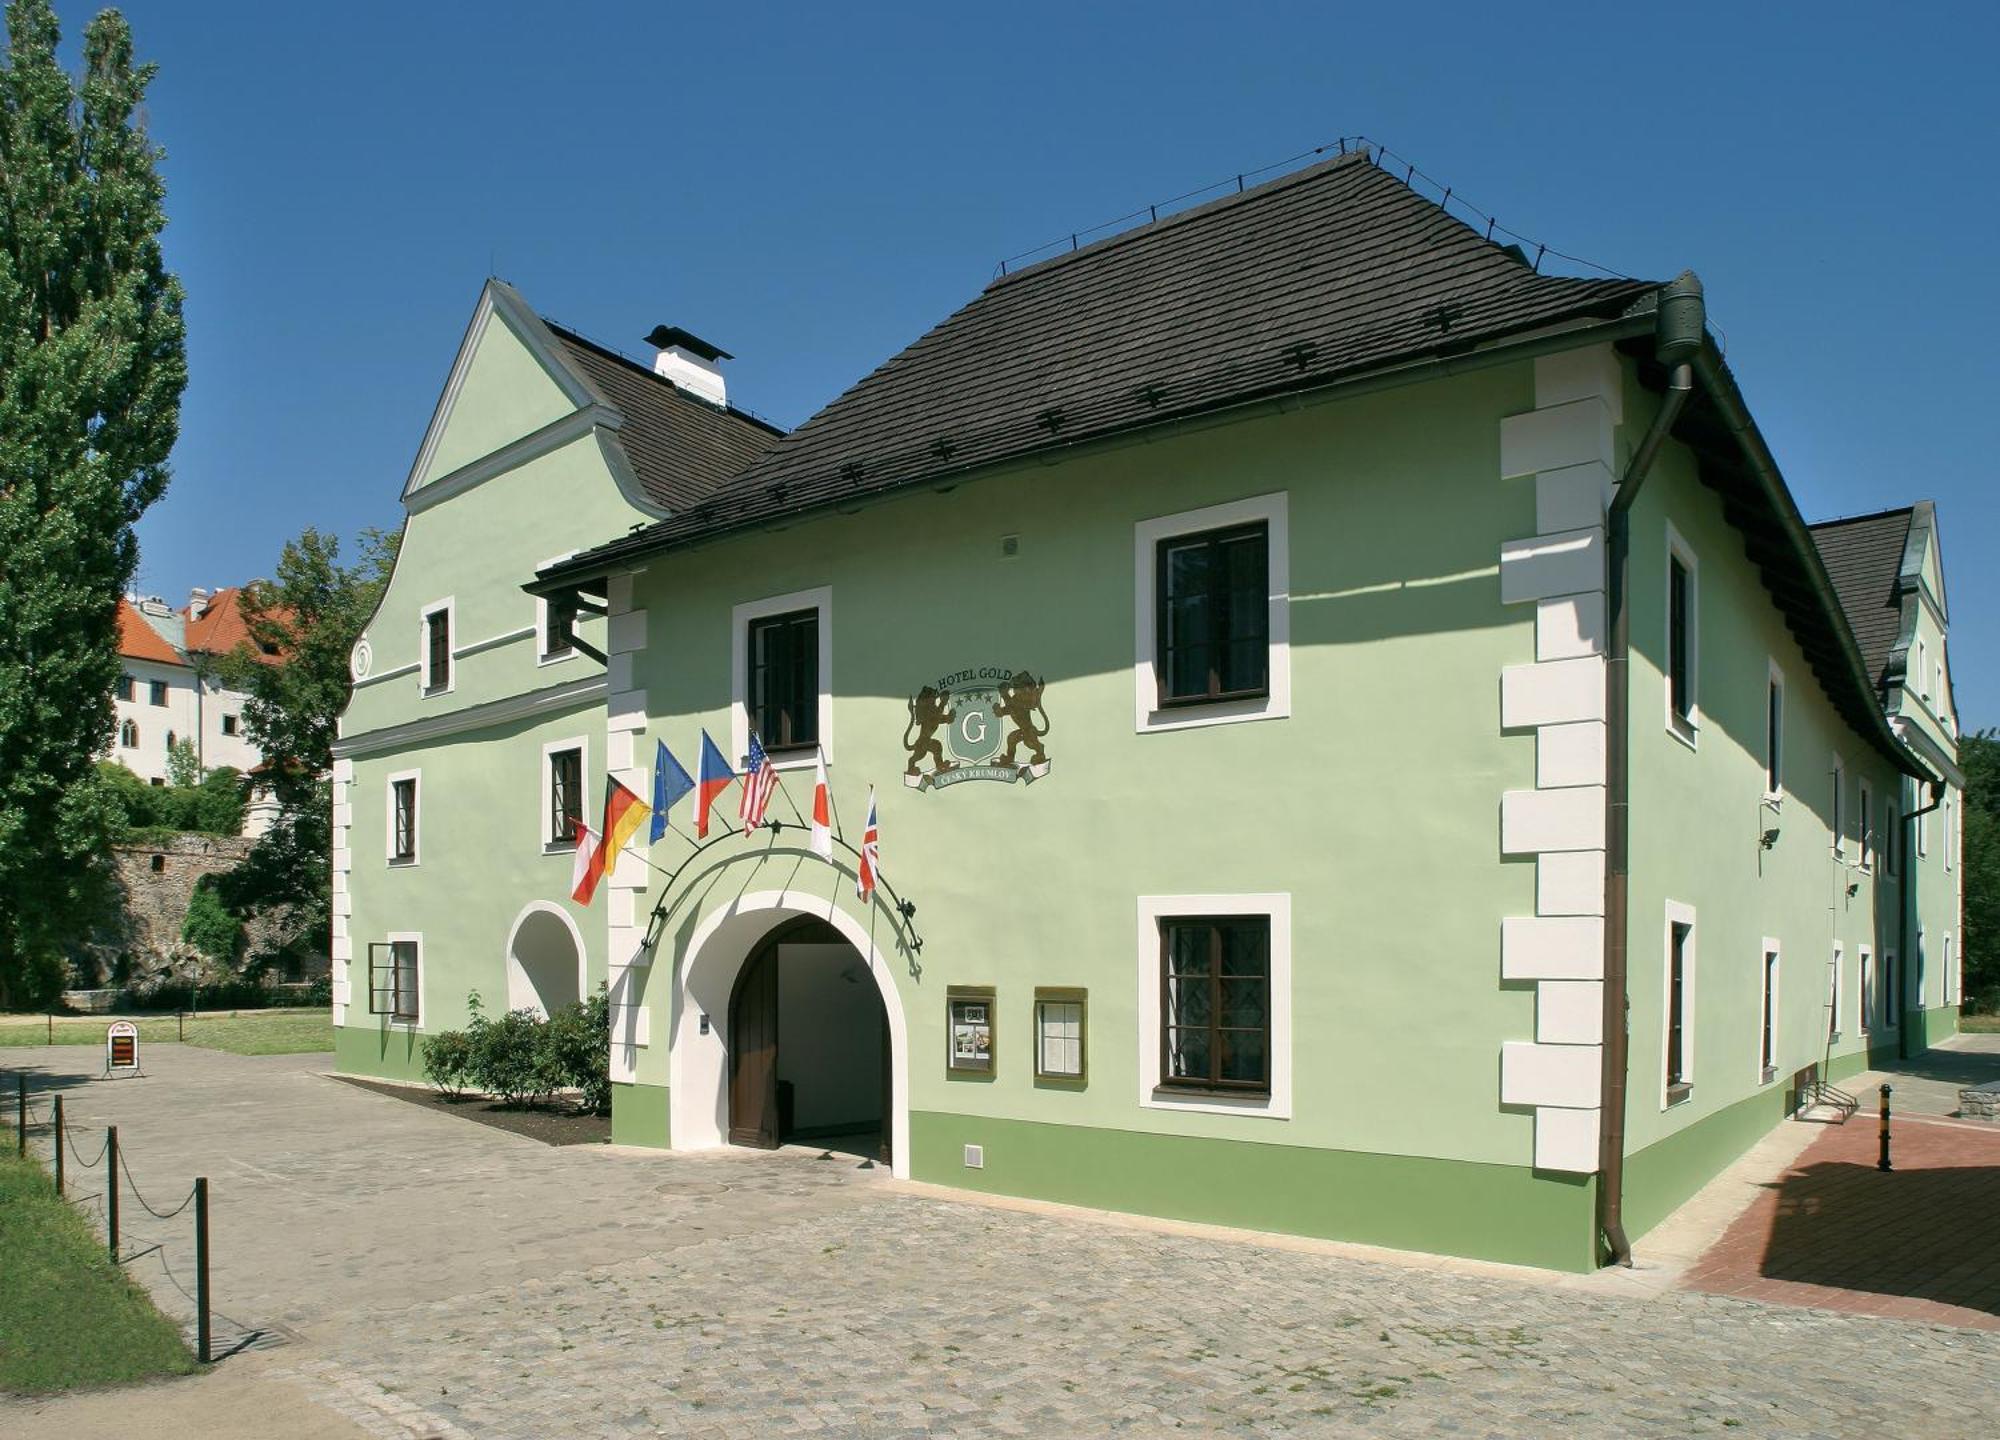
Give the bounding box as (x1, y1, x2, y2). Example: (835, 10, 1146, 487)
(650, 739, 694, 842)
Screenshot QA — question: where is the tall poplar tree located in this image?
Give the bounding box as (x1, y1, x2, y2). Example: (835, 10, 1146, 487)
(0, 1, 185, 1004)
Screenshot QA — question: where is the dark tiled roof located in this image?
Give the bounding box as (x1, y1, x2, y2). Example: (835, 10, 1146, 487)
(548, 150, 1657, 578)
(1808, 507, 1914, 692)
(545, 325, 781, 513)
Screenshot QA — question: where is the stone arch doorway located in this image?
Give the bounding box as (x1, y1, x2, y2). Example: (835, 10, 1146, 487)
(670, 892, 911, 1177)
(504, 902, 585, 1018)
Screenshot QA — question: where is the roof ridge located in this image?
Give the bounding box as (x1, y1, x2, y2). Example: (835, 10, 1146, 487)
(542, 318, 786, 437)
(1807, 504, 1918, 532)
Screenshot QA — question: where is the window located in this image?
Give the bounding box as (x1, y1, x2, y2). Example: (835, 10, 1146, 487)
(1159, 915, 1271, 1094)
(1156, 522, 1270, 707)
(1944, 792, 1954, 873)
(116, 675, 134, 702)
(1917, 788, 1929, 859)
(544, 741, 584, 850)
(1667, 547, 1695, 734)
(118, 719, 138, 748)
(1914, 639, 1928, 701)
(420, 600, 452, 695)
(1860, 948, 1875, 1035)
(1829, 756, 1845, 859)
(387, 772, 419, 865)
(1034, 988, 1087, 1083)
(1765, 666, 1784, 795)
(148, 776, 164, 787)
(541, 591, 577, 662)
(165, 730, 176, 751)
(1945, 934, 1957, 1005)
(1135, 493, 1290, 732)
(148, 679, 168, 707)
(367, 938, 420, 1023)
(1828, 944, 1844, 1044)
(731, 588, 832, 768)
(1665, 915, 1693, 1103)
(1759, 944, 1779, 1083)
(1858, 781, 1874, 870)
(221, 713, 239, 737)
(945, 987, 995, 1076)
(1885, 801, 1900, 876)
(747, 608, 819, 751)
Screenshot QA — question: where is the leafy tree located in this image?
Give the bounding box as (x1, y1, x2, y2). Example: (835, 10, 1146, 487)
(179, 879, 240, 963)
(215, 527, 397, 955)
(164, 735, 200, 788)
(1961, 730, 1999, 1012)
(0, 1, 185, 1005)
(95, 758, 243, 837)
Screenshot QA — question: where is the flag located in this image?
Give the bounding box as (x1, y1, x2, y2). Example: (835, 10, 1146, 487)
(570, 819, 604, 905)
(599, 778, 651, 881)
(739, 731, 780, 830)
(856, 786, 880, 902)
(695, 730, 735, 838)
(808, 748, 833, 861)
(650, 739, 693, 842)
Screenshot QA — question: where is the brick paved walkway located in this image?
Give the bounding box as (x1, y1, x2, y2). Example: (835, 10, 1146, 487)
(1683, 1109, 2000, 1329)
(5, 1044, 2000, 1438)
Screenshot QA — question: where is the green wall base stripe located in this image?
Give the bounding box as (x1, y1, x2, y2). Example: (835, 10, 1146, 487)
(333, 1024, 429, 1084)
(611, 1082, 670, 1148)
(910, 1111, 1597, 1272)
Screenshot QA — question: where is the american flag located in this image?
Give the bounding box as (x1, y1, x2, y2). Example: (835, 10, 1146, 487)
(856, 786, 880, 901)
(738, 731, 780, 830)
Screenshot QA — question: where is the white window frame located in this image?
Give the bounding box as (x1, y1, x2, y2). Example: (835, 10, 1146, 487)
(385, 768, 420, 867)
(1133, 491, 1290, 734)
(1829, 755, 1846, 860)
(1944, 791, 1953, 873)
(381, 930, 424, 1029)
(1661, 900, 1697, 1109)
(1828, 942, 1843, 1044)
(1917, 782, 1929, 859)
(731, 585, 832, 771)
(1757, 938, 1781, 1085)
(1857, 779, 1874, 871)
(1135, 892, 1291, 1119)
(1763, 660, 1785, 800)
(1663, 522, 1700, 746)
(540, 735, 589, 853)
(535, 552, 580, 667)
(1945, 933, 1957, 1006)
(1859, 946, 1875, 1035)
(419, 597, 456, 697)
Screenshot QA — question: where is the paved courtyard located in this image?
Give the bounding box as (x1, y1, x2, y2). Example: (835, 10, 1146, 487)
(5, 1042, 1999, 1438)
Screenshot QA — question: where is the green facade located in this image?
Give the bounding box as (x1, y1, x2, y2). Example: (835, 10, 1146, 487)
(335, 280, 1961, 1274)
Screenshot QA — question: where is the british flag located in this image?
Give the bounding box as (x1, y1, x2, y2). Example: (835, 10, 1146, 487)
(738, 731, 780, 830)
(856, 786, 880, 901)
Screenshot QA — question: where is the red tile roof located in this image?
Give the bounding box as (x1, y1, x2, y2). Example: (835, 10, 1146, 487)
(184, 587, 284, 665)
(115, 598, 186, 666)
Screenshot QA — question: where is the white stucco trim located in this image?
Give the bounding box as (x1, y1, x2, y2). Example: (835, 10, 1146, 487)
(1660, 900, 1697, 1109)
(454, 624, 535, 661)
(1134, 892, 1292, 1119)
(1132, 491, 1290, 733)
(539, 735, 589, 854)
(504, 901, 587, 1020)
(384, 768, 421, 868)
(418, 597, 456, 697)
(1858, 945, 1874, 1035)
(730, 585, 833, 770)
(667, 890, 909, 1178)
(1828, 941, 1844, 1044)
(1663, 521, 1699, 747)
(333, 676, 606, 758)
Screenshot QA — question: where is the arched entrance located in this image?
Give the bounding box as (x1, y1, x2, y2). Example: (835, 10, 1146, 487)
(504, 902, 585, 1018)
(670, 892, 911, 1177)
(726, 917, 889, 1160)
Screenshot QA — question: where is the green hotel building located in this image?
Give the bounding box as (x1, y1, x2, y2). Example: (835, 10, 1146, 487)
(334, 150, 1963, 1271)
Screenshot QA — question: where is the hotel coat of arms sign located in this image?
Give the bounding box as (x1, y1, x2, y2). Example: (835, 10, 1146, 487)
(904, 668, 1051, 791)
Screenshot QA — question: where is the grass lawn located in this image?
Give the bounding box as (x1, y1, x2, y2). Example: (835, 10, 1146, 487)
(1962, 1011, 2000, 1034)
(0, 1008, 331, 1055)
(0, 1151, 196, 1393)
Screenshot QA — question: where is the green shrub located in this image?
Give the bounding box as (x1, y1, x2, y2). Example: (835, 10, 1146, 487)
(538, 987, 611, 1114)
(179, 881, 241, 962)
(464, 991, 546, 1107)
(421, 1028, 476, 1099)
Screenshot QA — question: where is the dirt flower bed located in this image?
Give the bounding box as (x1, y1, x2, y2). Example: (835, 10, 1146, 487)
(335, 1076, 609, 1147)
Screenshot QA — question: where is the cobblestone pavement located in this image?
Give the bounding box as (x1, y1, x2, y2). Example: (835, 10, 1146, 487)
(5, 1044, 1999, 1438)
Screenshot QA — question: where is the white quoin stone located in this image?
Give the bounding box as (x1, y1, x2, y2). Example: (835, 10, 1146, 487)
(1500, 656, 1605, 729)
(1501, 786, 1606, 855)
(1537, 722, 1607, 790)
(1501, 915, 1605, 980)
(1501, 1040, 1602, 1109)
(1499, 527, 1605, 605)
(1536, 461, 1616, 535)
(1534, 1105, 1602, 1173)
(1536, 593, 1606, 660)
(1534, 346, 1624, 421)
(1536, 979, 1604, 1045)
(1537, 849, 1605, 916)
(1499, 398, 1615, 480)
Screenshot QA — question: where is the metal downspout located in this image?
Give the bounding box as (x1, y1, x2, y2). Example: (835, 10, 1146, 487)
(1597, 272, 1705, 1267)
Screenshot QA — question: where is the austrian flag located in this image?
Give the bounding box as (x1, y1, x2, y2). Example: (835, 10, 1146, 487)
(569, 820, 603, 905)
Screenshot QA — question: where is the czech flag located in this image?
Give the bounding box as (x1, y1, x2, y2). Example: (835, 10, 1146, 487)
(570, 819, 604, 905)
(856, 786, 880, 902)
(650, 739, 693, 842)
(599, 778, 652, 882)
(809, 749, 834, 861)
(695, 730, 735, 838)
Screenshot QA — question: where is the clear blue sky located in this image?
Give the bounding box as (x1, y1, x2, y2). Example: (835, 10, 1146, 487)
(82, 2, 1996, 722)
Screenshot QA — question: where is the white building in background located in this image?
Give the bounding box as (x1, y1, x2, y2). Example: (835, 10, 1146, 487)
(108, 588, 279, 835)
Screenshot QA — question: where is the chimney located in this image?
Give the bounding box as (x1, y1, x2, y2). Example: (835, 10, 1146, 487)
(644, 325, 732, 407)
(188, 587, 211, 619)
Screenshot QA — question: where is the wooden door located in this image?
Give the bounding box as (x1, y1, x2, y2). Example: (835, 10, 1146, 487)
(728, 944, 779, 1148)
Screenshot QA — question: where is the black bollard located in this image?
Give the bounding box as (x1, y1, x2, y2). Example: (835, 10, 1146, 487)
(53, 1095, 64, 1196)
(194, 1177, 211, 1363)
(107, 1126, 120, 1261)
(14, 1074, 23, 1158)
(1877, 1083, 1893, 1173)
